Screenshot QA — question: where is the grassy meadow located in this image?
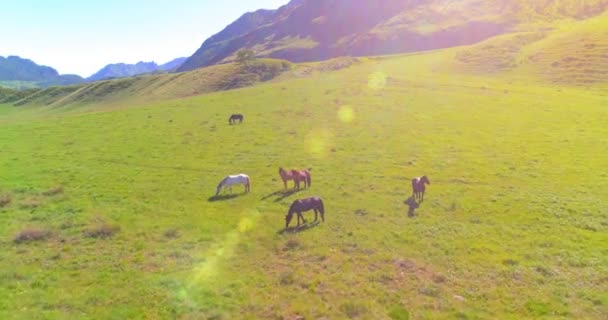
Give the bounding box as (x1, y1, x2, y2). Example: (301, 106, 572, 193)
(1, 46, 608, 319)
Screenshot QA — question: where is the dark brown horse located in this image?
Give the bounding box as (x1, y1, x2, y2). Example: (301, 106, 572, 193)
(291, 168, 311, 190)
(285, 197, 325, 228)
(229, 114, 244, 125)
(411, 176, 430, 201)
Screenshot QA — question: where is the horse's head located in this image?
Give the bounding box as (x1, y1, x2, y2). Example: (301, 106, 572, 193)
(285, 212, 294, 228)
(422, 176, 430, 185)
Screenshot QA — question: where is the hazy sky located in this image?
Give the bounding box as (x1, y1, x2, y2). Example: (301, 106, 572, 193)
(1, 0, 289, 77)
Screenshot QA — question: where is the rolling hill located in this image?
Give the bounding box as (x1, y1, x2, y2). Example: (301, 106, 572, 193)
(178, 0, 608, 72)
(0, 56, 84, 89)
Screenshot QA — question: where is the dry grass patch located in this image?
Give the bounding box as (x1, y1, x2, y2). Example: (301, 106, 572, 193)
(19, 197, 41, 210)
(0, 194, 11, 208)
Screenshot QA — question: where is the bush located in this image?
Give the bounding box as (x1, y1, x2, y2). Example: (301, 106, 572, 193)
(42, 185, 64, 196)
(84, 223, 120, 239)
(14, 228, 51, 244)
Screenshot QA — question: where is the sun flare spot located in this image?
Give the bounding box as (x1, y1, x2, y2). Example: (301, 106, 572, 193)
(306, 129, 335, 159)
(238, 217, 254, 233)
(368, 71, 387, 90)
(338, 106, 355, 123)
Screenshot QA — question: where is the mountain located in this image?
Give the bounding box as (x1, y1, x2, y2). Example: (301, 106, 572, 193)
(0, 55, 84, 88)
(87, 58, 187, 81)
(159, 57, 187, 72)
(178, 0, 608, 72)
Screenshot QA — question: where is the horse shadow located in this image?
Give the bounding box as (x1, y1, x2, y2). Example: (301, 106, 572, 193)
(404, 196, 421, 218)
(208, 194, 240, 202)
(261, 189, 303, 202)
(277, 221, 320, 235)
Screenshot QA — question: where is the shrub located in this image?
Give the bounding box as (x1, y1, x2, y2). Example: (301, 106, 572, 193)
(42, 185, 64, 196)
(84, 223, 120, 239)
(14, 228, 51, 244)
(164, 228, 180, 239)
(284, 239, 301, 251)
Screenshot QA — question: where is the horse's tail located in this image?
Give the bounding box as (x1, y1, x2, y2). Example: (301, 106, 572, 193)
(306, 172, 311, 187)
(318, 198, 325, 221)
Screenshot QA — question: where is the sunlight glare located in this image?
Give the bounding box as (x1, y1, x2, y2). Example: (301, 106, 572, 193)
(368, 71, 387, 90)
(306, 129, 335, 159)
(338, 106, 356, 123)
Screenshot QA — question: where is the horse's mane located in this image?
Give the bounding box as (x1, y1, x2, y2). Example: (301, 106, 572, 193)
(287, 200, 300, 214)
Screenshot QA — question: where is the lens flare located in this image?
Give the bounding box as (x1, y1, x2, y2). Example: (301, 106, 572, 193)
(176, 208, 261, 308)
(368, 71, 387, 90)
(306, 129, 335, 159)
(338, 106, 355, 123)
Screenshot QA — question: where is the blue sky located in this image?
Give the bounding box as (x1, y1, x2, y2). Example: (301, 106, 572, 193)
(0, 0, 289, 77)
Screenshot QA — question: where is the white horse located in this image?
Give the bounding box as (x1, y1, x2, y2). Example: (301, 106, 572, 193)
(215, 174, 251, 196)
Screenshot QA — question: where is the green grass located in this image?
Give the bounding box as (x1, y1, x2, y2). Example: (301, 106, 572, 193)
(1, 35, 607, 320)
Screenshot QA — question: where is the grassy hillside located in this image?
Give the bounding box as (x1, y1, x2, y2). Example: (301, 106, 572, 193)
(1, 43, 607, 320)
(450, 12, 608, 85)
(8, 59, 292, 110)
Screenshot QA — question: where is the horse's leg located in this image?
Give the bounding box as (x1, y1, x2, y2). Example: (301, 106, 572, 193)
(313, 209, 318, 222)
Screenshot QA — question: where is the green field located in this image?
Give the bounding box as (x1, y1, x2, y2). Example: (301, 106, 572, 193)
(1, 37, 608, 319)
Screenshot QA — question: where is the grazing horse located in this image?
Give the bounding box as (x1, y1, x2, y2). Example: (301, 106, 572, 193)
(278, 167, 312, 189)
(229, 114, 244, 125)
(411, 175, 430, 201)
(285, 197, 325, 228)
(216, 174, 251, 196)
(291, 168, 311, 190)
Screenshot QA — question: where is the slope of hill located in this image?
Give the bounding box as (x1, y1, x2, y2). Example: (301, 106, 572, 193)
(178, 0, 608, 72)
(10, 59, 292, 108)
(452, 13, 608, 85)
(0, 55, 84, 88)
(87, 58, 187, 81)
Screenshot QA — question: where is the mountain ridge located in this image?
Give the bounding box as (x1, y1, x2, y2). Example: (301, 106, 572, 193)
(178, 0, 608, 72)
(0, 55, 84, 88)
(87, 57, 187, 81)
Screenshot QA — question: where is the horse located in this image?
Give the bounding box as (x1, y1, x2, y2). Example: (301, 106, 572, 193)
(229, 114, 244, 125)
(285, 197, 325, 228)
(291, 168, 311, 190)
(411, 175, 430, 201)
(278, 167, 311, 189)
(215, 174, 251, 196)
(278, 167, 296, 189)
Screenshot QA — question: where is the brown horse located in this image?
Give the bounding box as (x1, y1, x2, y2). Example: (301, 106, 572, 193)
(291, 169, 311, 190)
(278, 167, 311, 189)
(412, 176, 430, 201)
(285, 197, 325, 228)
